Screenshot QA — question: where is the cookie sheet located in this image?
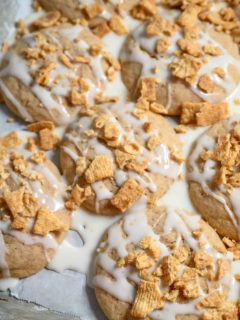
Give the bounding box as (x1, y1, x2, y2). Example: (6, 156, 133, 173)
(0, 1, 240, 320)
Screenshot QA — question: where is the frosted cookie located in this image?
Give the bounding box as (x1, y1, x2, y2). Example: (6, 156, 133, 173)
(0, 131, 70, 279)
(0, 24, 120, 126)
(187, 117, 240, 241)
(93, 203, 239, 320)
(60, 103, 183, 215)
(120, 3, 240, 116)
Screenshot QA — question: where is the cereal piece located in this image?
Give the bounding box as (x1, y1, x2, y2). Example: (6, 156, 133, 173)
(235, 273, 240, 281)
(169, 55, 202, 84)
(177, 5, 202, 27)
(65, 185, 92, 210)
(115, 150, 134, 169)
(203, 44, 222, 56)
(177, 38, 204, 57)
(33, 11, 61, 28)
(3, 187, 25, 218)
(109, 15, 128, 35)
(95, 93, 119, 104)
(35, 61, 56, 86)
(27, 121, 55, 132)
(140, 78, 159, 102)
(85, 155, 113, 183)
(74, 56, 90, 64)
(70, 89, 86, 106)
(150, 102, 168, 114)
(139, 236, 161, 259)
(39, 128, 59, 151)
(216, 259, 231, 280)
(213, 67, 225, 79)
(198, 74, 216, 93)
(59, 54, 74, 69)
(156, 38, 170, 53)
(146, 16, 178, 36)
(83, 3, 103, 19)
(194, 251, 213, 269)
(184, 25, 200, 40)
(147, 135, 161, 151)
(76, 157, 87, 176)
(103, 123, 119, 141)
(122, 142, 140, 155)
(89, 43, 103, 57)
(175, 125, 188, 133)
(174, 267, 200, 299)
(161, 255, 179, 285)
(135, 252, 155, 269)
(131, 0, 157, 20)
(31, 151, 46, 164)
(180, 102, 229, 126)
(130, 280, 164, 318)
(0, 131, 22, 148)
(196, 291, 224, 309)
(11, 215, 28, 231)
(170, 150, 184, 164)
(111, 178, 145, 212)
(33, 206, 68, 236)
(23, 193, 38, 217)
(92, 22, 110, 38)
(125, 159, 148, 175)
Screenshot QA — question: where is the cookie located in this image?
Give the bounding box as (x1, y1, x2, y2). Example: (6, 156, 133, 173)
(0, 131, 70, 279)
(0, 24, 119, 125)
(60, 103, 183, 215)
(120, 2, 240, 115)
(187, 116, 240, 241)
(93, 202, 238, 320)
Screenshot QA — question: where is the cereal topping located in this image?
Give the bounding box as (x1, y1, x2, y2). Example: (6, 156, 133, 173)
(85, 155, 114, 184)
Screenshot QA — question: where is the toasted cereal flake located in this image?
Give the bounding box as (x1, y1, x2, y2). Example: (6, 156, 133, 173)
(126, 159, 148, 175)
(146, 16, 178, 36)
(216, 259, 231, 280)
(177, 38, 203, 57)
(198, 74, 216, 93)
(130, 280, 164, 318)
(33, 11, 61, 28)
(85, 155, 113, 183)
(140, 78, 159, 102)
(131, 0, 157, 20)
(213, 67, 225, 79)
(70, 89, 86, 106)
(95, 93, 119, 104)
(135, 252, 155, 269)
(93, 114, 111, 129)
(115, 149, 134, 169)
(109, 15, 128, 35)
(147, 135, 161, 151)
(150, 102, 168, 114)
(35, 61, 56, 86)
(89, 43, 103, 56)
(194, 250, 213, 269)
(23, 192, 38, 217)
(174, 267, 200, 299)
(59, 54, 74, 69)
(156, 38, 170, 53)
(177, 5, 202, 27)
(139, 236, 161, 259)
(180, 102, 229, 126)
(196, 291, 225, 309)
(203, 44, 222, 56)
(31, 151, 46, 164)
(111, 178, 145, 212)
(123, 142, 140, 155)
(27, 121, 55, 132)
(92, 22, 110, 38)
(11, 215, 28, 231)
(202, 302, 239, 320)
(74, 56, 90, 64)
(76, 157, 87, 176)
(161, 255, 179, 285)
(175, 124, 188, 133)
(39, 128, 59, 151)
(65, 185, 92, 210)
(103, 123, 119, 141)
(169, 55, 202, 83)
(0, 131, 22, 148)
(83, 3, 103, 19)
(4, 187, 25, 218)
(139, 269, 159, 282)
(33, 206, 68, 236)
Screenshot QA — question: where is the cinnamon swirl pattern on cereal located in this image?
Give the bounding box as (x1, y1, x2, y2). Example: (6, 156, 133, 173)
(0, 131, 70, 279)
(0, 24, 119, 125)
(188, 117, 240, 241)
(93, 202, 239, 320)
(60, 103, 183, 215)
(120, 1, 240, 116)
